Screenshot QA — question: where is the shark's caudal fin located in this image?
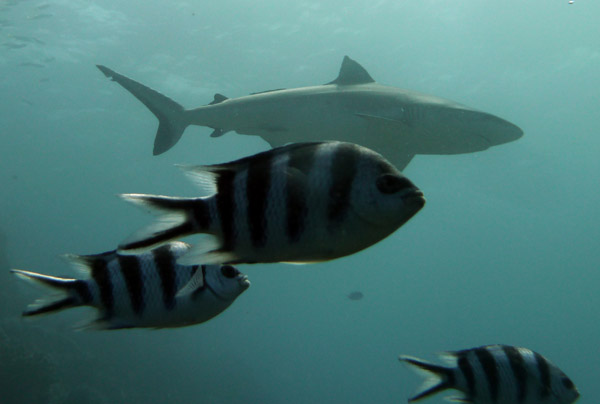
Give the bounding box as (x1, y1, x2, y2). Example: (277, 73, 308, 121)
(399, 355, 456, 402)
(11, 269, 83, 317)
(327, 55, 375, 85)
(96, 65, 189, 155)
(118, 194, 211, 253)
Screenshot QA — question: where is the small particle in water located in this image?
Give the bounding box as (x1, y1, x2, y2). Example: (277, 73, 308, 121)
(568, 1, 574, 3)
(347, 291, 364, 301)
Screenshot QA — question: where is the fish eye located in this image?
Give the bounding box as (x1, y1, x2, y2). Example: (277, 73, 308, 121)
(376, 174, 412, 194)
(562, 377, 575, 390)
(221, 265, 238, 279)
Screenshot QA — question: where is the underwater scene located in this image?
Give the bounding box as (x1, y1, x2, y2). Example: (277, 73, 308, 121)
(1, 1, 598, 403)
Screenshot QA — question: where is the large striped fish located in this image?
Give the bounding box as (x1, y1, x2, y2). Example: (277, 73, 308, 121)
(399, 344, 580, 404)
(119, 141, 426, 265)
(11, 242, 250, 329)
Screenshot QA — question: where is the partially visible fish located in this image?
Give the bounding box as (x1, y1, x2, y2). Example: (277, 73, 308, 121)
(118, 141, 425, 265)
(347, 291, 363, 301)
(11, 242, 250, 329)
(399, 344, 579, 404)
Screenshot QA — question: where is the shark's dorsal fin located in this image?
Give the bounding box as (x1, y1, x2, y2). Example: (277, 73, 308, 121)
(327, 56, 375, 86)
(209, 93, 228, 105)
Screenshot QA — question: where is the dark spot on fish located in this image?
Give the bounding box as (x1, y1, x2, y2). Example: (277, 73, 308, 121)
(347, 291, 363, 301)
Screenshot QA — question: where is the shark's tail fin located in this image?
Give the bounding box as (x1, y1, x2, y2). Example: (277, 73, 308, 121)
(97, 65, 189, 155)
(398, 355, 455, 402)
(11, 269, 85, 317)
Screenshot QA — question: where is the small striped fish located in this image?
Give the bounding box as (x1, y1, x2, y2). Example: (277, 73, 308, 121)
(11, 242, 250, 329)
(119, 141, 425, 265)
(399, 344, 579, 404)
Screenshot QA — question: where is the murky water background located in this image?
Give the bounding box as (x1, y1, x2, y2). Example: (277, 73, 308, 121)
(1, 1, 598, 403)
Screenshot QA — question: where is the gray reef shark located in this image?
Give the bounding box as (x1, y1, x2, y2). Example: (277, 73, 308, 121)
(97, 56, 523, 170)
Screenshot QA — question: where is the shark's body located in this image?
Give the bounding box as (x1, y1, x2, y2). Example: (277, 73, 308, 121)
(97, 56, 522, 170)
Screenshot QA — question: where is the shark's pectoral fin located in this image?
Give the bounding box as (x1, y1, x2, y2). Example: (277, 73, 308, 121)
(389, 151, 415, 172)
(252, 127, 293, 149)
(355, 113, 411, 130)
(209, 128, 231, 138)
(262, 137, 288, 148)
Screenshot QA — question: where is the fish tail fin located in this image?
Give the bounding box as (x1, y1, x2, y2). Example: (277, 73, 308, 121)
(96, 65, 189, 155)
(399, 355, 455, 402)
(11, 269, 82, 317)
(119, 194, 210, 252)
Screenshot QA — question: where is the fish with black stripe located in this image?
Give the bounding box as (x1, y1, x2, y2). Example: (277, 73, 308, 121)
(10, 242, 250, 329)
(118, 141, 425, 265)
(399, 344, 579, 404)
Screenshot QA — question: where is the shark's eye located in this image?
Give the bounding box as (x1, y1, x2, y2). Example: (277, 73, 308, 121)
(376, 174, 412, 194)
(221, 265, 238, 279)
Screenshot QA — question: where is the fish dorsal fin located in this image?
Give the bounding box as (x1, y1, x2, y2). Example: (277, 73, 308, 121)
(438, 351, 459, 366)
(327, 56, 375, 86)
(62, 251, 114, 277)
(209, 93, 228, 105)
(175, 265, 205, 297)
(177, 164, 224, 196)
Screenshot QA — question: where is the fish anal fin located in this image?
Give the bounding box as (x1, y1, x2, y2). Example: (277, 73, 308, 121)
(75, 317, 133, 331)
(326, 56, 375, 86)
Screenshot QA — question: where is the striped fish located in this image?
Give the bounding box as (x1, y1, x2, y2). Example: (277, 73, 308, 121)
(119, 141, 425, 265)
(399, 344, 580, 404)
(11, 242, 250, 329)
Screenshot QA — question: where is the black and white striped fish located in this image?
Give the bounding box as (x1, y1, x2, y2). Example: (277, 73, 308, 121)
(11, 242, 250, 329)
(119, 141, 425, 265)
(399, 344, 579, 404)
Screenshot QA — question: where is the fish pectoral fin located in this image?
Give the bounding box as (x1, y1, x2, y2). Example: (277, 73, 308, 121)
(175, 267, 205, 297)
(176, 235, 237, 266)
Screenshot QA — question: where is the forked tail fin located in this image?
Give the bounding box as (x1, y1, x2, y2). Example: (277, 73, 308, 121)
(11, 269, 83, 317)
(96, 65, 189, 155)
(118, 194, 210, 252)
(399, 355, 455, 402)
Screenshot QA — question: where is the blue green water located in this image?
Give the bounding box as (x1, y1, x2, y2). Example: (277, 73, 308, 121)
(1, 1, 598, 403)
